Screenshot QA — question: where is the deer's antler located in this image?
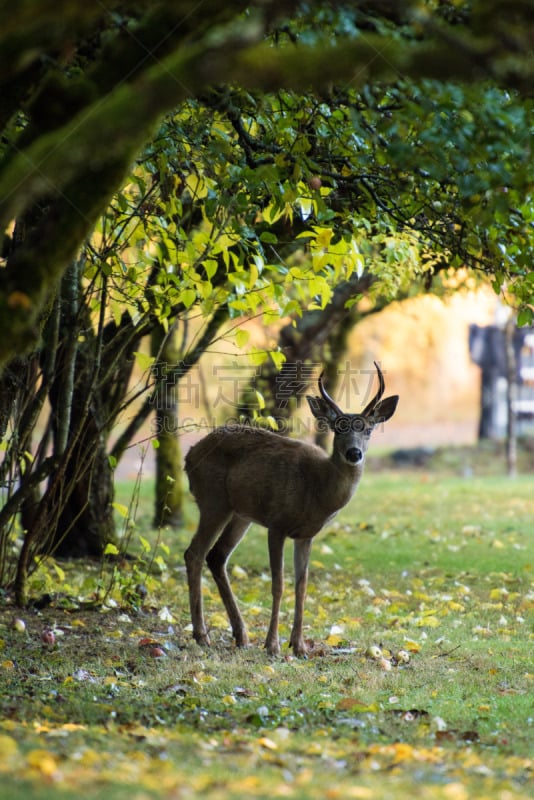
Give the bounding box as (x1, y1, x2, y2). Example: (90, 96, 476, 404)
(318, 371, 343, 417)
(361, 361, 385, 416)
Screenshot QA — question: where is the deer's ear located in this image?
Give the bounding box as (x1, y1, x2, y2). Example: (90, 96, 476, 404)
(369, 395, 399, 425)
(307, 396, 338, 429)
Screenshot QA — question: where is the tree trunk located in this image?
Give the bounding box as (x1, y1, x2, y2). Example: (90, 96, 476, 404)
(49, 432, 116, 558)
(45, 293, 119, 557)
(152, 324, 184, 526)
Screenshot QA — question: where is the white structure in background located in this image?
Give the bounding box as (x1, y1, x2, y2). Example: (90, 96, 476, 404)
(469, 323, 534, 440)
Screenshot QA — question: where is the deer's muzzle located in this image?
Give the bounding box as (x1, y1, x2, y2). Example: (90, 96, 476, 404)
(345, 447, 363, 465)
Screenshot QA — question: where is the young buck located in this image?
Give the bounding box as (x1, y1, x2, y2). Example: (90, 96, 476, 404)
(184, 362, 398, 657)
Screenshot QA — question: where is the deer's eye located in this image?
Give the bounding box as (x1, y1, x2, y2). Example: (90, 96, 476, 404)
(351, 418, 365, 432)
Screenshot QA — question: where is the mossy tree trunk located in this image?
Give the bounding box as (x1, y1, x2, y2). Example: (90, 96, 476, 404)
(43, 283, 119, 557)
(152, 324, 184, 527)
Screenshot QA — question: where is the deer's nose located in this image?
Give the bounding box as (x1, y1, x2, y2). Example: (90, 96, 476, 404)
(345, 447, 363, 465)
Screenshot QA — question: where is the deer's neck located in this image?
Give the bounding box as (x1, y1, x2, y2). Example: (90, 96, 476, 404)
(323, 451, 364, 513)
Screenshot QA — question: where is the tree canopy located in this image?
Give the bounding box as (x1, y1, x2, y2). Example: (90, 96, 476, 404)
(1, 0, 534, 373)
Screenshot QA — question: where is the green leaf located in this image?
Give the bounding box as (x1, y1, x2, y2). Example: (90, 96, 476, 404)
(269, 350, 285, 370)
(517, 307, 533, 326)
(112, 503, 129, 519)
(104, 542, 120, 556)
(180, 289, 197, 309)
(204, 259, 218, 280)
(259, 231, 278, 243)
(133, 352, 155, 371)
(235, 329, 250, 348)
(249, 348, 268, 366)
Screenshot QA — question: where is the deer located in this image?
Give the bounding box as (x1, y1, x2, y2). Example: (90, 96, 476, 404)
(184, 362, 398, 657)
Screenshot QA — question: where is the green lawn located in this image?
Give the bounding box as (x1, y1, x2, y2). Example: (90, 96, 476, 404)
(0, 470, 533, 798)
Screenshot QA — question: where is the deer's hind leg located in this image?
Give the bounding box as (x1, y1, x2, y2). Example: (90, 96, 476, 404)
(206, 515, 251, 647)
(184, 508, 232, 646)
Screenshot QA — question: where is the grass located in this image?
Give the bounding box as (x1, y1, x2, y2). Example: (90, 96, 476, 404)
(0, 463, 533, 799)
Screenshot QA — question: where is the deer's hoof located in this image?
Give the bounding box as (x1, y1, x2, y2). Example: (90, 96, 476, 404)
(264, 639, 281, 657)
(290, 637, 308, 658)
(193, 631, 211, 647)
(234, 632, 250, 648)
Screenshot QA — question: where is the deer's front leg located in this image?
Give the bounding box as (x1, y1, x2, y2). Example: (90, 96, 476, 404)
(184, 543, 210, 646)
(289, 538, 312, 657)
(265, 530, 285, 656)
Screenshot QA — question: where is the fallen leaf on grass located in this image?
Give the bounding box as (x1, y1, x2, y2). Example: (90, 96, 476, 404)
(26, 749, 60, 778)
(0, 733, 18, 761)
(258, 736, 278, 750)
(337, 698, 379, 713)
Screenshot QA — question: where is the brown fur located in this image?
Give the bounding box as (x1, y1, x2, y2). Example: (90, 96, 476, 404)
(183, 368, 398, 657)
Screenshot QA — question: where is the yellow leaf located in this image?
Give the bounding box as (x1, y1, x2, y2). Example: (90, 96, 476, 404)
(326, 634, 343, 647)
(184, 172, 208, 199)
(312, 226, 333, 250)
(261, 203, 283, 225)
(416, 615, 440, 628)
(337, 698, 378, 713)
(26, 749, 59, 777)
(258, 736, 277, 750)
(443, 782, 469, 800)
(60, 723, 86, 732)
(209, 613, 230, 630)
(222, 695, 236, 706)
(392, 742, 415, 763)
(76, 748, 101, 767)
(346, 789, 374, 800)
(0, 734, 18, 761)
(232, 777, 262, 792)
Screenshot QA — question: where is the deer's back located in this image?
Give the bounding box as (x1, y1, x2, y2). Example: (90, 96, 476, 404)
(185, 425, 357, 536)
